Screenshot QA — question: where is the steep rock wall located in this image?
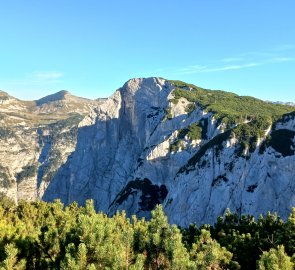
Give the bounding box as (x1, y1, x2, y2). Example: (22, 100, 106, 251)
(43, 78, 295, 225)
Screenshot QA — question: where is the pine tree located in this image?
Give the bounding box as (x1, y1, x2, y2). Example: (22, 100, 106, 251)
(140, 205, 190, 269)
(284, 208, 295, 255)
(258, 245, 294, 270)
(189, 229, 234, 270)
(0, 244, 26, 270)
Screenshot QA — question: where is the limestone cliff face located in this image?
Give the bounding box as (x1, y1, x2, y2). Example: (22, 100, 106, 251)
(0, 90, 101, 202)
(1, 79, 295, 225)
(43, 78, 173, 212)
(41, 78, 295, 225)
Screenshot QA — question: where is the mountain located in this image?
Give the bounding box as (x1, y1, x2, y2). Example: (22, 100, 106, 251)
(271, 101, 295, 106)
(34, 90, 100, 114)
(1, 78, 295, 226)
(0, 90, 102, 201)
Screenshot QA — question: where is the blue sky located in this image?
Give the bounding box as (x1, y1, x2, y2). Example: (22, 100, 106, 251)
(0, 0, 294, 102)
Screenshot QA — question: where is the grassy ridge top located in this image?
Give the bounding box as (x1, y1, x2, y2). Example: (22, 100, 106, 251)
(169, 80, 295, 125)
(169, 80, 295, 160)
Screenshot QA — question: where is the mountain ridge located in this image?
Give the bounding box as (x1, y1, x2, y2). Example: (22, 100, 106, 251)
(35, 90, 71, 105)
(1, 77, 295, 225)
(1, 80, 295, 105)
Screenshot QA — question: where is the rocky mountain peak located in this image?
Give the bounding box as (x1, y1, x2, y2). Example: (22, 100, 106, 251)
(119, 77, 173, 111)
(1, 78, 295, 227)
(32, 90, 102, 115)
(0, 90, 15, 99)
(122, 77, 168, 93)
(35, 90, 71, 106)
(0, 91, 17, 105)
(0, 90, 9, 97)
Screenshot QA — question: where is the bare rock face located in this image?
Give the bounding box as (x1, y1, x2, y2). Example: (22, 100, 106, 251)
(43, 78, 172, 212)
(0, 91, 102, 202)
(1, 78, 295, 226)
(42, 78, 295, 225)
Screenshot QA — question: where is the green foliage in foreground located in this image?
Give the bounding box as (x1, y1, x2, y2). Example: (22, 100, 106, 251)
(258, 245, 294, 270)
(0, 196, 294, 270)
(182, 209, 295, 270)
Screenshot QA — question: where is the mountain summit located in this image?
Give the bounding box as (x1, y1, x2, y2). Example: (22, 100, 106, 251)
(1, 77, 295, 225)
(33, 90, 99, 115)
(0, 90, 10, 97)
(36, 90, 71, 105)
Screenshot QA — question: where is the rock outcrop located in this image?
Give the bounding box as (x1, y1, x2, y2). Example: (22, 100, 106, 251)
(0, 91, 102, 202)
(1, 78, 295, 226)
(43, 78, 295, 225)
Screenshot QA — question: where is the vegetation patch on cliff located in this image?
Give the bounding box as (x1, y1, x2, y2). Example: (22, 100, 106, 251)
(232, 117, 272, 156)
(112, 178, 168, 211)
(178, 130, 232, 174)
(275, 111, 295, 124)
(47, 113, 83, 138)
(260, 129, 295, 157)
(0, 165, 13, 189)
(178, 116, 274, 173)
(212, 174, 229, 187)
(0, 127, 15, 140)
(169, 80, 294, 126)
(170, 119, 208, 153)
(16, 164, 38, 183)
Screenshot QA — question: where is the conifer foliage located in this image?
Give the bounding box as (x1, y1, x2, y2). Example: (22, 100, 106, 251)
(0, 196, 294, 270)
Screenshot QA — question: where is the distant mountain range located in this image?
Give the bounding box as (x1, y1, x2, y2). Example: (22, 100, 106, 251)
(0, 78, 295, 226)
(270, 101, 295, 106)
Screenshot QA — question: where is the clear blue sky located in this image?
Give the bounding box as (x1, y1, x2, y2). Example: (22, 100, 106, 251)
(0, 1, 294, 102)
